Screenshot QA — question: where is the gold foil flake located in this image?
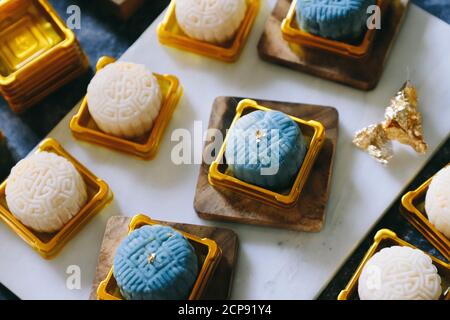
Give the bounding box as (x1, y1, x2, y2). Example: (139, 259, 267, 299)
(255, 129, 265, 143)
(353, 124, 393, 164)
(383, 81, 428, 154)
(147, 253, 156, 264)
(353, 81, 427, 164)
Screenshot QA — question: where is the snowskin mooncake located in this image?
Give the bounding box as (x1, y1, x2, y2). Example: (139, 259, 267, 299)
(87, 62, 162, 139)
(5, 152, 88, 233)
(175, 0, 247, 44)
(296, 0, 376, 40)
(225, 110, 307, 191)
(425, 166, 450, 238)
(113, 225, 199, 300)
(358, 246, 442, 300)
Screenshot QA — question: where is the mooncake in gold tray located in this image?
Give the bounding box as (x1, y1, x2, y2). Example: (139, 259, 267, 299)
(0, 138, 112, 259)
(157, 0, 260, 62)
(70, 56, 183, 159)
(97, 214, 222, 300)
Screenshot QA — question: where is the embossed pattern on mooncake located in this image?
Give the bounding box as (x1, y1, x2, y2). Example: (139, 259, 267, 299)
(175, 0, 247, 44)
(358, 246, 442, 300)
(225, 110, 307, 191)
(5, 152, 88, 233)
(113, 225, 198, 300)
(297, 0, 376, 40)
(87, 62, 162, 139)
(425, 166, 450, 239)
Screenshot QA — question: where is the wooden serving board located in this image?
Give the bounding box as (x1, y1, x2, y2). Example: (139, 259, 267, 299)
(89, 216, 239, 300)
(258, 0, 410, 90)
(194, 97, 338, 232)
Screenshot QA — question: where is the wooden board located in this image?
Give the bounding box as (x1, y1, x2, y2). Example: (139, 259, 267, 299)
(257, 0, 410, 90)
(89, 216, 239, 300)
(194, 97, 338, 232)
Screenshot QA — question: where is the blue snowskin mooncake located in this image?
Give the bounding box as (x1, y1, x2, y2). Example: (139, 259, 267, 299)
(225, 110, 307, 191)
(296, 0, 376, 40)
(113, 225, 198, 300)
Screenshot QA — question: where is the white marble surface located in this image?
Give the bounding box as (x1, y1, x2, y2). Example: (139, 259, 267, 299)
(0, 1, 449, 300)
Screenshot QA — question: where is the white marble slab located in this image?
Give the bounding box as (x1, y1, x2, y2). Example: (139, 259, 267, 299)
(0, 1, 449, 300)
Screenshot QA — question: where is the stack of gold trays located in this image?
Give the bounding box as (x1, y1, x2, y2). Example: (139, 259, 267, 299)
(0, 0, 89, 113)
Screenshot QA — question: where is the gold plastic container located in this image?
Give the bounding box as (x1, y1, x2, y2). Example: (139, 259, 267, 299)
(281, 0, 386, 59)
(0, 0, 76, 86)
(4, 55, 89, 113)
(157, 0, 260, 62)
(0, 138, 113, 259)
(0, 0, 89, 113)
(70, 56, 183, 159)
(401, 164, 450, 261)
(0, 43, 87, 93)
(208, 99, 325, 208)
(97, 214, 222, 300)
(338, 229, 450, 300)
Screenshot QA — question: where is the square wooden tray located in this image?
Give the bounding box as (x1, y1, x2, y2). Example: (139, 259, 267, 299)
(90, 216, 239, 300)
(258, 0, 410, 90)
(194, 97, 338, 232)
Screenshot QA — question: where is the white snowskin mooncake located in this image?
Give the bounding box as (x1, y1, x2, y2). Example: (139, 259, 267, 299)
(175, 0, 247, 44)
(425, 166, 450, 238)
(87, 62, 162, 139)
(358, 246, 442, 300)
(5, 152, 88, 233)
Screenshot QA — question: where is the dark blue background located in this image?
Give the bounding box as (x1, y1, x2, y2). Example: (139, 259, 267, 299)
(0, 0, 449, 300)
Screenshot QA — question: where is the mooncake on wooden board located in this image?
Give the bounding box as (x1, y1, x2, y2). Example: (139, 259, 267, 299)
(90, 216, 239, 300)
(258, 0, 410, 90)
(113, 224, 199, 300)
(194, 96, 338, 231)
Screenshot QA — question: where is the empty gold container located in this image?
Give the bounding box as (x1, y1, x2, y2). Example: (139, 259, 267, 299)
(0, 0, 89, 113)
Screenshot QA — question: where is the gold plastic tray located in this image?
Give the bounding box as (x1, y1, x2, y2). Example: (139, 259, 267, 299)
(0, 138, 112, 259)
(401, 164, 450, 261)
(0, 0, 76, 86)
(0, 41, 85, 93)
(338, 229, 450, 300)
(281, 0, 386, 59)
(70, 56, 183, 159)
(97, 214, 222, 300)
(157, 0, 260, 62)
(2, 51, 88, 98)
(208, 99, 325, 208)
(3, 55, 89, 113)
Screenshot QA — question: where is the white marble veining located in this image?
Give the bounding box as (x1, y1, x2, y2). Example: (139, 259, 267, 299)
(0, 1, 449, 299)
